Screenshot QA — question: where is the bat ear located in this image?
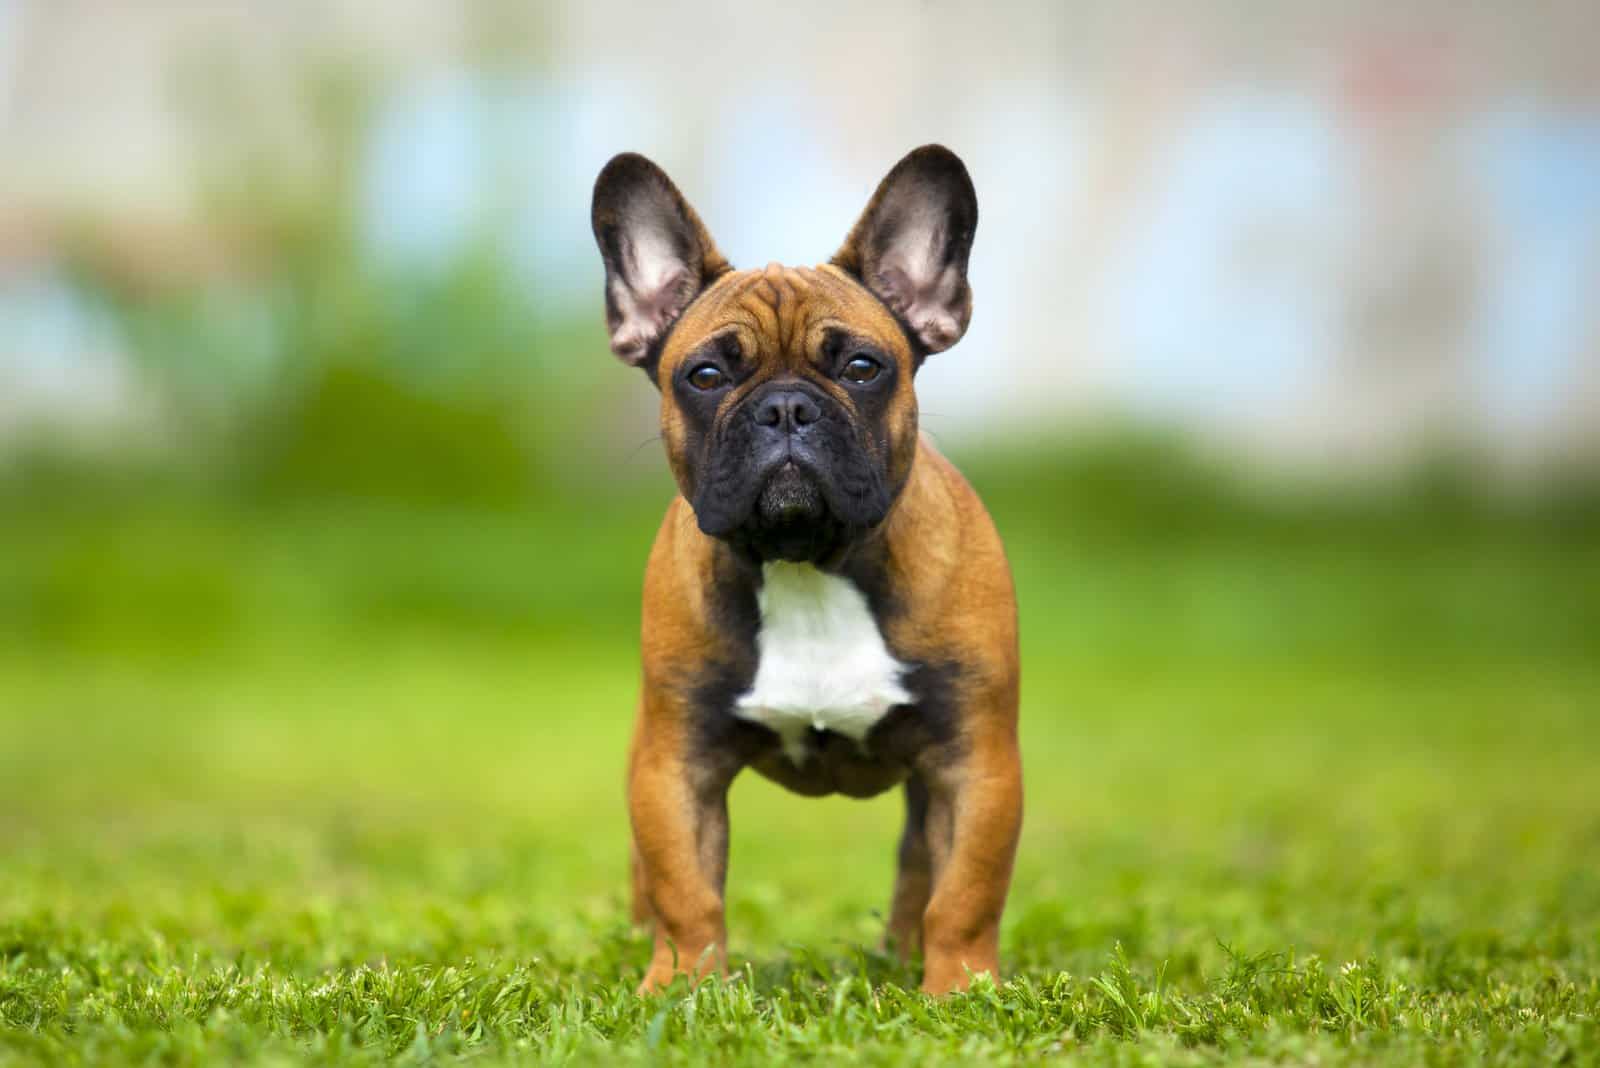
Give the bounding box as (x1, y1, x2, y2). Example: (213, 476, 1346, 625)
(832, 145, 977, 356)
(591, 153, 731, 367)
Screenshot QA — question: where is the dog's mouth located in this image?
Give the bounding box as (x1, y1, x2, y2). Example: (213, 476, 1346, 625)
(728, 461, 844, 564)
(691, 412, 893, 564)
(756, 461, 826, 524)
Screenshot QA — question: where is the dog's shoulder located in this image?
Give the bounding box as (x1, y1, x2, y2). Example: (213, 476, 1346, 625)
(640, 496, 756, 693)
(877, 436, 1018, 698)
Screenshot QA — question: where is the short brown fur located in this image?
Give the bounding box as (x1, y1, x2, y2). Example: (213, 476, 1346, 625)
(593, 147, 1020, 996)
(628, 266, 1019, 995)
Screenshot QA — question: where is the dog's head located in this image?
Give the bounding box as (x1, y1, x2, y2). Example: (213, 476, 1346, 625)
(591, 146, 977, 564)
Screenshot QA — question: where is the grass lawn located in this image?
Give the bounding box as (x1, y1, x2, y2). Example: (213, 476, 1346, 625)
(2, 493, 1598, 1064)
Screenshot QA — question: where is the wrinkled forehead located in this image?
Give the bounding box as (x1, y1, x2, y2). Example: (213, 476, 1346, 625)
(660, 263, 911, 371)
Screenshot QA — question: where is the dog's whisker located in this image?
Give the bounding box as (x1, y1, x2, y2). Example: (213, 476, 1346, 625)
(620, 434, 663, 466)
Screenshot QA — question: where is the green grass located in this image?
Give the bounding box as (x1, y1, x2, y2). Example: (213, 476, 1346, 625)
(2, 486, 1599, 1065)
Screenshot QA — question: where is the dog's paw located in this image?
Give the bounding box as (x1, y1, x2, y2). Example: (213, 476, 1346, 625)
(635, 970, 673, 996)
(920, 965, 998, 996)
(635, 954, 725, 996)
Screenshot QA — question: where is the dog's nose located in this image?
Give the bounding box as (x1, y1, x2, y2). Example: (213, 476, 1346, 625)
(753, 390, 820, 431)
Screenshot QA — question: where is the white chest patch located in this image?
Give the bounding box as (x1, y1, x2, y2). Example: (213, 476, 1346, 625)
(735, 562, 911, 765)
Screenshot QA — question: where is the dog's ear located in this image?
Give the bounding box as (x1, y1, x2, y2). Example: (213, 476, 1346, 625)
(591, 153, 731, 367)
(832, 145, 977, 356)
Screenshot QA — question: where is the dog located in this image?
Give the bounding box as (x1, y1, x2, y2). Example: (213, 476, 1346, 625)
(590, 145, 1021, 995)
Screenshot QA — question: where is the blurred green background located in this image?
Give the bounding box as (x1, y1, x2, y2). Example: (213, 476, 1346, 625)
(1, 3, 1599, 1061)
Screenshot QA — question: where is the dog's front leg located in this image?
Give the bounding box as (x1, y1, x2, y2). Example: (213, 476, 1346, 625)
(627, 704, 732, 994)
(918, 718, 1023, 995)
(886, 774, 932, 959)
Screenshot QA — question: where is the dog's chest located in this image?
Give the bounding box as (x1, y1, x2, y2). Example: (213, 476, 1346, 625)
(735, 562, 910, 764)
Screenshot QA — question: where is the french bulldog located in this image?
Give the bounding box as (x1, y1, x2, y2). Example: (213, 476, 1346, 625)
(591, 145, 1020, 995)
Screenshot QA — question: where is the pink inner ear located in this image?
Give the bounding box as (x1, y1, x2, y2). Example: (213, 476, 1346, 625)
(872, 262, 969, 355)
(607, 229, 697, 364)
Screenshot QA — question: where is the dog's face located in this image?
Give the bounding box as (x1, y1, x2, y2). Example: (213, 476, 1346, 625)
(591, 146, 977, 564)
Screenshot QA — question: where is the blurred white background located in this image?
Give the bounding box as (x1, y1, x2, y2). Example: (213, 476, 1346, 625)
(3, 0, 1597, 470)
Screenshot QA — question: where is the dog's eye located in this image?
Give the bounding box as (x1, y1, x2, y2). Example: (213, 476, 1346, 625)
(687, 364, 727, 391)
(840, 355, 882, 385)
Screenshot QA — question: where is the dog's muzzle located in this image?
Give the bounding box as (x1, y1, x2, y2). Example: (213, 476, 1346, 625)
(757, 461, 825, 524)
